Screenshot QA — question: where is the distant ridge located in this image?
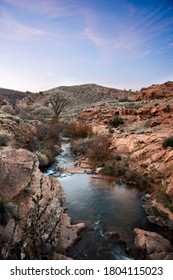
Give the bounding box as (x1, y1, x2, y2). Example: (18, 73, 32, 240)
(43, 83, 134, 108)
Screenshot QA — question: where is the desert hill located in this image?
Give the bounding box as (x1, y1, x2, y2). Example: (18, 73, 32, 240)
(0, 83, 136, 114)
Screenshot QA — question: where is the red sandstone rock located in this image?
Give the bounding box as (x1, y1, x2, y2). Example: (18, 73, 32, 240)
(136, 81, 173, 101)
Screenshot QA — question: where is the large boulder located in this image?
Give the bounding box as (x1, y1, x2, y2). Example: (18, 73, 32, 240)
(0, 147, 65, 259)
(134, 228, 173, 259)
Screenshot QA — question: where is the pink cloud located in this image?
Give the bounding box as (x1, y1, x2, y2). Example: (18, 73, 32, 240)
(1, 0, 78, 18)
(0, 11, 46, 40)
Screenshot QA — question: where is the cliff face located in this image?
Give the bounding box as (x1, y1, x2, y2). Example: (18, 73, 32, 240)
(0, 147, 65, 259)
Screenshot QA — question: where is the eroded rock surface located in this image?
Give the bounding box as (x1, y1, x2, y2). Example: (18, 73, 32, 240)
(0, 147, 66, 259)
(134, 228, 173, 260)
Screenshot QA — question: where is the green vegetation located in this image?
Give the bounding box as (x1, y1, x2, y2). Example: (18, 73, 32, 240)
(124, 169, 152, 191)
(1, 104, 15, 115)
(71, 138, 91, 156)
(156, 184, 173, 212)
(108, 116, 124, 127)
(0, 132, 11, 147)
(101, 164, 126, 177)
(149, 205, 169, 220)
(118, 98, 130, 102)
(144, 119, 151, 128)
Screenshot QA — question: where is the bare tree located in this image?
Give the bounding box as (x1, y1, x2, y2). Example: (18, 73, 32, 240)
(47, 92, 69, 116)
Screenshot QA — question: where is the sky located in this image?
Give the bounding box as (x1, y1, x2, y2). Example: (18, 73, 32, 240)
(0, 0, 173, 92)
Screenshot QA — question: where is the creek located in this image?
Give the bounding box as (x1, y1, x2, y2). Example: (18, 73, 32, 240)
(45, 141, 165, 260)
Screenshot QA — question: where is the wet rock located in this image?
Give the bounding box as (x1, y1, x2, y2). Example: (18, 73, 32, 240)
(59, 213, 85, 250)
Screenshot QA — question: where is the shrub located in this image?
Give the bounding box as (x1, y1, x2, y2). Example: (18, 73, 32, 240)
(46, 116, 60, 143)
(149, 205, 169, 220)
(1, 105, 15, 115)
(144, 119, 151, 128)
(32, 105, 53, 119)
(156, 184, 173, 212)
(0, 132, 11, 146)
(115, 154, 122, 161)
(118, 98, 129, 102)
(66, 122, 92, 139)
(16, 104, 32, 119)
(6, 115, 20, 123)
(101, 164, 126, 177)
(109, 116, 124, 127)
(71, 138, 91, 156)
(125, 170, 151, 191)
(35, 151, 49, 168)
(162, 136, 173, 149)
(88, 135, 111, 161)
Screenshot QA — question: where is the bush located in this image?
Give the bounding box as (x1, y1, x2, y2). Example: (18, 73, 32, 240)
(118, 98, 129, 102)
(149, 205, 169, 220)
(71, 138, 91, 156)
(88, 135, 111, 161)
(1, 105, 15, 115)
(0, 132, 11, 146)
(144, 119, 151, 128)
(65, 122, 92, 139)
(124, 170, 151, 190)
(32, 105, 53, 119)
(109, 116, 124, 127)
(162, 136, 173, 149)
(46, 116, 60, 143)
(16, 104, 32, 119)
(101, 164, 126, 177)
(156, 184, 173, 212)
(35, 151, 49, 168)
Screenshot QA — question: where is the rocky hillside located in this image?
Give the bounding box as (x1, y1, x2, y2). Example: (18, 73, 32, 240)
(0, 84, 136, 119)
(44, 83, 135, 106)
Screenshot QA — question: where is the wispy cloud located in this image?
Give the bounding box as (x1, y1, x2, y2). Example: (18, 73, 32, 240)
(0, 10, 46, 40)
(81, 2, 173, 58)
(1, 0, 80, 18)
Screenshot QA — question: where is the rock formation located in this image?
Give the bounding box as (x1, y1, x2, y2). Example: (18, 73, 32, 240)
(136, 81, 173, 101)
(0, 147, 83, 259)
(134, 228, 173, 260)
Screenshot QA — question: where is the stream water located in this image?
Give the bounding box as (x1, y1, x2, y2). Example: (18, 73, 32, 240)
(45, 142, 164, 260)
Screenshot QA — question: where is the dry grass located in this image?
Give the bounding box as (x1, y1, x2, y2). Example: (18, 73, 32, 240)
(65, 122, 92, 139)
(88, 135, 111, 161)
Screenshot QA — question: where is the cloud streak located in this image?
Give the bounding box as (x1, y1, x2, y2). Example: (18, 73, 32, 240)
(0, 10, 47, 40)
(1, 0, 81, 18)
(81, 1, 173, 58)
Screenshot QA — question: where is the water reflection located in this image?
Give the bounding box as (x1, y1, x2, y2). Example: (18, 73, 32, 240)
(59, 174, 147, 242)
(46, 142, 164, 259)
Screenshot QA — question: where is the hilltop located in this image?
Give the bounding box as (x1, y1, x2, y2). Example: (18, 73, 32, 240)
(0, 83, 136, 117)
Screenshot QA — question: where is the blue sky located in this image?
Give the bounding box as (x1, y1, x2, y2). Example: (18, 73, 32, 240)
(0, 0, 173, 91)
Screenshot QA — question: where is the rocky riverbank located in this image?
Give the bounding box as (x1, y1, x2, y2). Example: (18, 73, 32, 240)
(0, 147, 84, 259)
